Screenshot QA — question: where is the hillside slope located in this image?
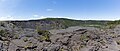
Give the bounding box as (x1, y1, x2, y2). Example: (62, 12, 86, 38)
(9, 18, 108, 30)
(0, 18, 120, 51)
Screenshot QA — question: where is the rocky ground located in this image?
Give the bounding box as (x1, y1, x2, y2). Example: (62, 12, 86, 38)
(0, 21, 120, 51)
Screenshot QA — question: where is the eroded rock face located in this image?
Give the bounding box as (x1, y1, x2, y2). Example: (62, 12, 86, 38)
(0, 22, 120, 51)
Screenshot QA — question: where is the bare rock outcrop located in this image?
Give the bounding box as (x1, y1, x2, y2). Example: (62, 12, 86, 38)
(1, 22, 120, 51)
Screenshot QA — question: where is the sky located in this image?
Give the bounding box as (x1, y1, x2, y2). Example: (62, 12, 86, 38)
(0, 0, 120, 20)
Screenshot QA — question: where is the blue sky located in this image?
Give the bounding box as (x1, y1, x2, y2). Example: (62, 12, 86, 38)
(0, 0, 120, 20)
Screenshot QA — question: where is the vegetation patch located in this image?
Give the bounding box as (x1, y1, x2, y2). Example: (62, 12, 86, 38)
(80, 34, 89, 41)
(116, 40, 120, 45)
(0, 29, 8, 37)
(37, 29, 51, 42)
(106, 20, 120, 29)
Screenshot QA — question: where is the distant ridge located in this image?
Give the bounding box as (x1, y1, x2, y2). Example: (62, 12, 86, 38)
(1, 18, 108, 30)
(0, 17, 115, 21)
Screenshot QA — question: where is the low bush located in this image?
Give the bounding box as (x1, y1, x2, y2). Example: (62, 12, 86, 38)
(0, 29, 8, 37)
(37, 29, 51, 42)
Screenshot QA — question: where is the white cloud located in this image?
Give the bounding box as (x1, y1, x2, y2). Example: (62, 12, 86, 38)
(33, 15, 39, 17)
(0, 15, 118, 21)
(31, 15, 47, 19)
(30, 16, 77, 20)
(0, 16, 29, 21)
(0, 16, 14, 21)
(46, 9, 53, 12)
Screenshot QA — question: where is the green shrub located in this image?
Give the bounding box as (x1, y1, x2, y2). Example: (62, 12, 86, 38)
(23, 37, 28, 42)
(60, 48, 64, 51)
(116, 40, 120, 45)
(0, 29, 8, 37)
(106, 20, 120, 29)
(14, 34, 19, 39)
(37, 30, 51, 42)
(37, 30, 50, 35)
(80, 34, 89, 41)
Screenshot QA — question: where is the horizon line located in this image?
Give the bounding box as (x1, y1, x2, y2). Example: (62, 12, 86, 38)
(0, 17, 118, 21)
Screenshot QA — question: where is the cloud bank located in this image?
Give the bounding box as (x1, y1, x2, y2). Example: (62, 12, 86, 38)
(0, 15, 119, 21)
(0, 15, 77, 21)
